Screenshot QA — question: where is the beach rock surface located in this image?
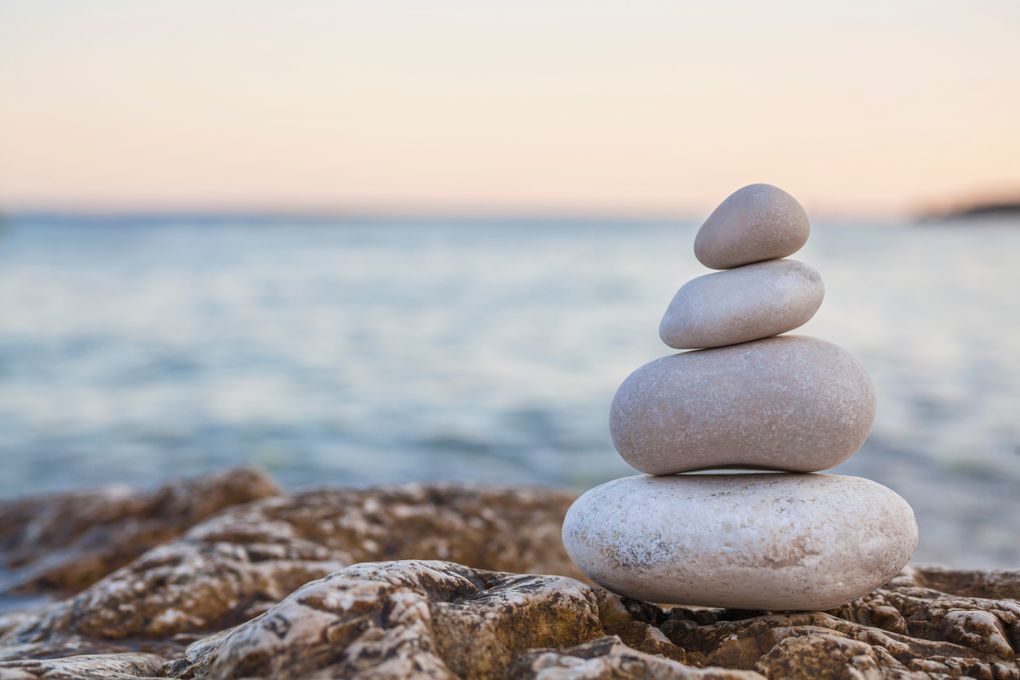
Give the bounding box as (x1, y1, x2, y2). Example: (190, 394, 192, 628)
(610, 335, 875, 474)
(562, 473, 918, 610)
(694, 184, 810, 269)
(0, 467, 280, 599)
(0, 473, 578, 654)
(659, 259, 824, 349)
(1, 469, 1017, 679)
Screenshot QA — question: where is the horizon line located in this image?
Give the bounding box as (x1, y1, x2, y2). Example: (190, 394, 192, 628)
(1, 201, 908, 224)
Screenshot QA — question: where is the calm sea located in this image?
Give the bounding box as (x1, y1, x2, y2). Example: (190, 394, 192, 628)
(1, 214, 1018, 568)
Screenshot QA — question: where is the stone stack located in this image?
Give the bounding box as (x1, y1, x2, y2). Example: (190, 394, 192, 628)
(562, 184, 918, 611)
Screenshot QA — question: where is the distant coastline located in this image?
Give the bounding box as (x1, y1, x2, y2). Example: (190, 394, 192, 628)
(918, 198, 1020, 222)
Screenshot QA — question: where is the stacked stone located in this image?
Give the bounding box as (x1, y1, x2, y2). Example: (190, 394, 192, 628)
(562, 184, 918, 611)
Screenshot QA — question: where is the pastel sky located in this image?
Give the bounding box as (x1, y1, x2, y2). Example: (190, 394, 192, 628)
(1, 1, 1018, 216)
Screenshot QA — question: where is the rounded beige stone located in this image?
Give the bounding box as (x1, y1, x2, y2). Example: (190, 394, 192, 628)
(610, 336, 874, 474)
(659, 259, 824, 349)
(694, 184, 810, 269)
(562, 473, 917, 610)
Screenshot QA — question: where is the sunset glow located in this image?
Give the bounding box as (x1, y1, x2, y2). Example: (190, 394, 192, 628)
(2, 1, 1018, 216)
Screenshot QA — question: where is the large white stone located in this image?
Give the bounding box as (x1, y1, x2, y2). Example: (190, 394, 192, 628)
(610, 336, 875, 474)
(562, 473, 917, 610)
(694, 184, 810, 269)
(659, 259, 824, 349)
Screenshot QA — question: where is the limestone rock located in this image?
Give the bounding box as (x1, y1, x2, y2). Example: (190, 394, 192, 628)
(509, 636, 764, 679)
(610, 336, 875, 474)
(0, 653, 165, 679)
(694, 184, 810, 269)
(0, 467, 280, 598)
(0, 471, 1016, 679)
(6, 558, 1014, 679)
(659, 259, 824, 349)
(0, 479, 579, 657)
(562, 473, 918, 610)
(174, 560, 605, 679)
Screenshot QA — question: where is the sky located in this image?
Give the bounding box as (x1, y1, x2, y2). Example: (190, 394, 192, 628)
(1, 1, 1018, 217)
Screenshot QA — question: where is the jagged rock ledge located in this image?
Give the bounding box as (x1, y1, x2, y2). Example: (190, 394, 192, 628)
(0, 468, 1017, 679)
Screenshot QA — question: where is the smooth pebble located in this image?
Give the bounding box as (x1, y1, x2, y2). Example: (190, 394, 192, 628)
(659, 259, 824, 349)
(562, 473, 918, 610)
(694, 184, 810, 269)
(610, 336, 875, 474)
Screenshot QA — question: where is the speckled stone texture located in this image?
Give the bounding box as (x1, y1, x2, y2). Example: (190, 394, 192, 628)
(694, 184, 810, 269)
(610, 335, 876, 474)
(659, 259, 824, 349)
(562, 473, 918, 610)
(0, 471, 1016, 679)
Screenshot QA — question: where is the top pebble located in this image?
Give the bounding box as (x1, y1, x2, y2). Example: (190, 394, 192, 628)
(694, 184, 810, 269)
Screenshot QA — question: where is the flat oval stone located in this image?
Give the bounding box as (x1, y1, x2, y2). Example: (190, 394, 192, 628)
(610, 336, 874, 474)
(659, 259, 824, 349)
(695, 184, 810, 269)
(562, 473, 917, 610)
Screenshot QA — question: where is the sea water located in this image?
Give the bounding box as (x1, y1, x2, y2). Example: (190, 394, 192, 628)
(0, 214, 1018, 568)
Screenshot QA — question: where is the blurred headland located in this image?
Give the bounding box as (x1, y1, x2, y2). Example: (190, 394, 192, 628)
(916, 188, 1020, 223)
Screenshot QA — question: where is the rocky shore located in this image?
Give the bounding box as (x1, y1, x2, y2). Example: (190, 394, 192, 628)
(1, 468, 1017, 679)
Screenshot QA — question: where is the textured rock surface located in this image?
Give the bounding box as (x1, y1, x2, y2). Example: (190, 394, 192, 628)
(0, 470, 1017, 679)
(0, 478, 579, 662)
(0, 653, 166, 679)
(0, 467, 280, 600)
(562, 473, 918, 610)
(173, 560, 606, 679)
(610, 335, 876, 474)
(659, 259, 824, 349)
(694, 184, 810, 269)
